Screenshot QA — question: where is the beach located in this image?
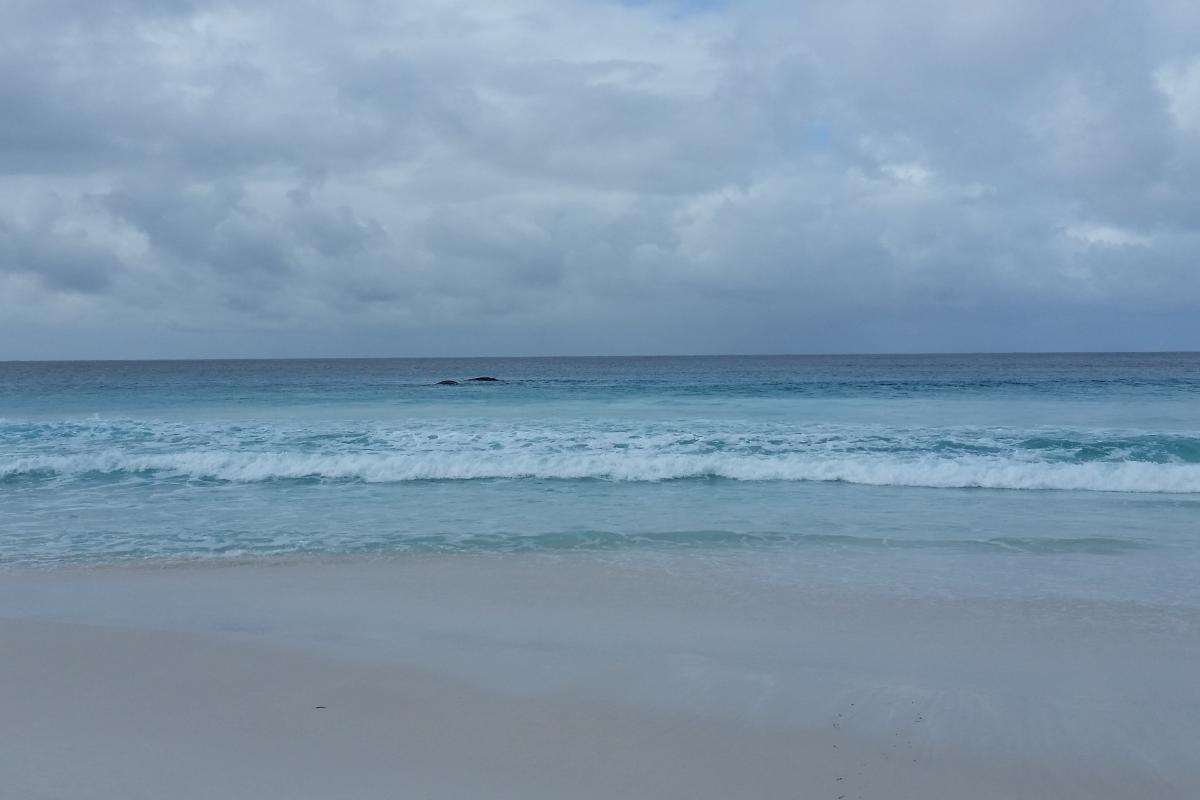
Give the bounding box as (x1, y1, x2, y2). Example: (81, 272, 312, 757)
(3, 553, 1198, 799)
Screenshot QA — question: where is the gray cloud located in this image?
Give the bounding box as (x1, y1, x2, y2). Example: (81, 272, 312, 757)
(1, 0, 1199, 358)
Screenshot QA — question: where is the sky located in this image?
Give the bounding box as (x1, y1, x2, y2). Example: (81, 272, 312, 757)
(2, 0, 1200, 359)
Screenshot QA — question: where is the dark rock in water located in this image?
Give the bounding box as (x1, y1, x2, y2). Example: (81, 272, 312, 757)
(467, 376, 500, 382)
(435, 379, 460, 386)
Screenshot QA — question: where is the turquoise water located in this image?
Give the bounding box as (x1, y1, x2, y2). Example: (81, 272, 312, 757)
(2, 354, 1199, 604)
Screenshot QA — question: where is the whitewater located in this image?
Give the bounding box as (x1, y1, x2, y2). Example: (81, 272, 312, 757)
(5, 418, 1200, 492)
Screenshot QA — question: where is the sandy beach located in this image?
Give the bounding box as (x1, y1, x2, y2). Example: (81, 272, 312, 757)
(3, 554, 1197, 799)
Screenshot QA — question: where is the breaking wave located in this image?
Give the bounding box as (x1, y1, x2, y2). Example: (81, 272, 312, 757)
(4, 418, 1200, 493)
(4, 449, 1200, 493)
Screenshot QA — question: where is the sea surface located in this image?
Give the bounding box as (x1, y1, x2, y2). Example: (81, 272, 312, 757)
(2, 354, 1199, 606)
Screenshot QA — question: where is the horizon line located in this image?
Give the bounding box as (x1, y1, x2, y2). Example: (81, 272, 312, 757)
(3, 349, 1199, 364)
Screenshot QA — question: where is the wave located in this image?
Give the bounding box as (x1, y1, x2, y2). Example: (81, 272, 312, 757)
(4, 448, 1200, 493)
(411, 530, 1149, 555)
(5, 418, 1200, 493)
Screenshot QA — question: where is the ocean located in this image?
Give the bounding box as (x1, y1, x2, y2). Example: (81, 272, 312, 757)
(3, 353, 1199, 607)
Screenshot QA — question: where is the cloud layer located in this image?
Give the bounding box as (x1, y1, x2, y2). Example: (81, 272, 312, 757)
(2, 0, 1199, 357)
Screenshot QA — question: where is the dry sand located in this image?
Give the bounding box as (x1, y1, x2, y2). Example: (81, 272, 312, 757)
(2, 554, 1198, 799)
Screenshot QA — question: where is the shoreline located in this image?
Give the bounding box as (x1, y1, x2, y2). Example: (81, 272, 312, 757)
(3, 552, 1198, 798)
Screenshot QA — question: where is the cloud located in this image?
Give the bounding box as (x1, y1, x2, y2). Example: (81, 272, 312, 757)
(1065, 223, 1152, 249)
(1, 0, 1199, 357)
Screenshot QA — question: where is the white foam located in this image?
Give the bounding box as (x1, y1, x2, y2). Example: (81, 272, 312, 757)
(5, 449, 1200, 493)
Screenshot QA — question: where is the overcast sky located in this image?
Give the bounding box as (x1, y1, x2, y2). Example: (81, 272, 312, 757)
(2, 0, 1199, 358)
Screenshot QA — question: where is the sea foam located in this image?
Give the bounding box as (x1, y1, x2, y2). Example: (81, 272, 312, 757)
(5, 415, 1200, 493)
(4, 446, 1200, 492)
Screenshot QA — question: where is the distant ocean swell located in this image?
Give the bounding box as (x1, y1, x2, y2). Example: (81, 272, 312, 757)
(4, 419, 1200, 493)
